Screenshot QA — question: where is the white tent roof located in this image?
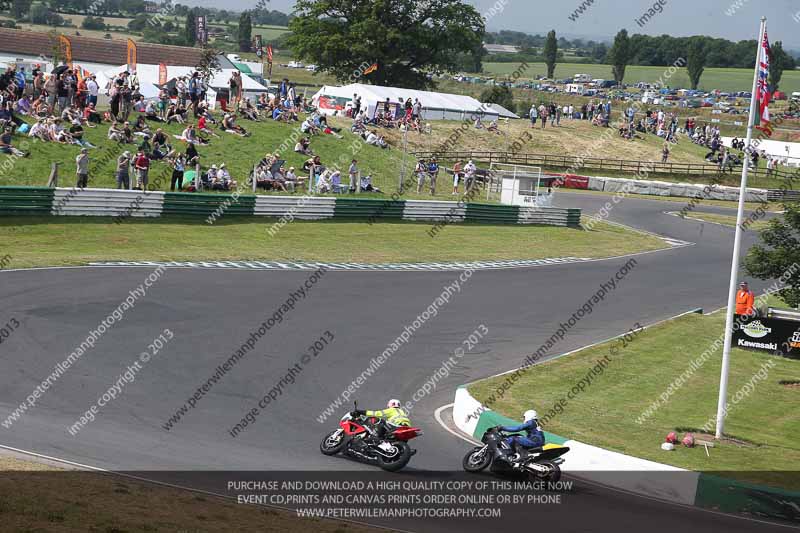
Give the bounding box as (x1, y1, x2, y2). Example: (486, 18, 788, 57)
(101, 63, 269, 93)
(312, 83, 494, 115)
(484, 103, 520, 119)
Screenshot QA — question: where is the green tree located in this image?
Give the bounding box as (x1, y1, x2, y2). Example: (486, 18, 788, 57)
(543, 29, 557, 79)
(81, 15, 106, 30)
(480, 85, 514, 111)
(769, 41, 791, 92)
(237, 11, 252, 53)
(744, 202, 800, 308)
(11, 0, 32, 20)
(686, 37, 707, 90)
(127, 13, 149, 31)
(287, 0, 484, 90)
(608, 29, 633, 84)
(184, 7, 196, 46)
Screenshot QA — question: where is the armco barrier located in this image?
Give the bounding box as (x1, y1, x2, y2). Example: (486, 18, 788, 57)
(334, 197, 405, 220)
(0, 186, 55, 216)
(51, 188, 164, 217)
(162, 191, 256, 216)
(0, 187, 581, 227)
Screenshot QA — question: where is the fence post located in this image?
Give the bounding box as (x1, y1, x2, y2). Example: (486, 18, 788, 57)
(46, 162, 59, 188)
(252, 164, 257, 193)
(196, 163, 202, 192)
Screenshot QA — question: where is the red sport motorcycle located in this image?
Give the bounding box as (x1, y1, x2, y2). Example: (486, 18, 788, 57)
(319, 403, 422, 472)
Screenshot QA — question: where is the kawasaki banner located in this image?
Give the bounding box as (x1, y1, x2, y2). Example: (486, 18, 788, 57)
(733, 314, 800, 358)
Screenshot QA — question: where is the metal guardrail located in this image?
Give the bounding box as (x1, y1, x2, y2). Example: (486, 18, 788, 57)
(767, 190, 800, 202)
(412, 150, 797, 187)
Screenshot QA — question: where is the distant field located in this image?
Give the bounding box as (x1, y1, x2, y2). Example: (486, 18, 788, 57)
(480, 62, 800, 94)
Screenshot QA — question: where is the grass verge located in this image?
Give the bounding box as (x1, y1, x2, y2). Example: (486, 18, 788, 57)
(468, 311, 800, 489)
(0, 217, 666, 268)
(0, 455, 377, 532)
(686, 212, 771, 230)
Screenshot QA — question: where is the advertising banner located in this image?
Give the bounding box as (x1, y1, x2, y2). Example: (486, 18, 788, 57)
(733, 314, 800, 358)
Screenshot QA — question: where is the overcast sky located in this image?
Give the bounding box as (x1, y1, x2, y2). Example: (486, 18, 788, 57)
(182, 0, 800, 49)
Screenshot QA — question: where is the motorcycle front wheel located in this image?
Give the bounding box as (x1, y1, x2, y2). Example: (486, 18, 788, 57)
(462, 446, 491, 472)
(376, 442, 412, 472)
(320, 429, 346, 455)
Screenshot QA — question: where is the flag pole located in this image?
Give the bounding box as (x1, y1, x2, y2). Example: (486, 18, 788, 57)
(715, 16, 767, 439)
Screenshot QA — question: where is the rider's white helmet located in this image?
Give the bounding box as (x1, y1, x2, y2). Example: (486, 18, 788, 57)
(523, 410, 539, 422)
(387, 399, 401, 408)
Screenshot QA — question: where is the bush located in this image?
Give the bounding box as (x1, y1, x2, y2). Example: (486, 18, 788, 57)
(81, 16, 106, 31)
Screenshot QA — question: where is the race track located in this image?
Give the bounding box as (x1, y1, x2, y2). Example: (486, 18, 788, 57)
(0, 191, 793, 532)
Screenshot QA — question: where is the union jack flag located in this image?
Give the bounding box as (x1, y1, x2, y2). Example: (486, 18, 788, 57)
(754, 26, 772, 135)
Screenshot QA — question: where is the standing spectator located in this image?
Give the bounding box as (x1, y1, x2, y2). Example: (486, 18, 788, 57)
(75, 148, 90, 188)
(134, 148, 150, 190)
(539, 103, 547, 129)
(529, 103, 537, 128)
(735, 281, 755, 315)
(170, 154, 186, 191)
(464, 160, 477, 192)
(452, 160, 463, 195)
(33, 69, 44, 100)
(661, 143, 670, 164)
(427, 157, 439, 195)
(56, 74, 69, 114)
(116, 151, 131, 189)
(412, 98, 422, 120)
(415, 158, 428, 194)
(229, 71, 241, 109)
(348, 159, 359, 192)
(86, 75, 99, 108)
(351, 93, 361, 117)
(188, 72, 200, 113)
(555, 105, 562, 126)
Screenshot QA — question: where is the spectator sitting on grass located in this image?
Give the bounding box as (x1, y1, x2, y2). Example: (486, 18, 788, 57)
(487, 120, 501, 135)
(83, 102, 102, 126)
(145, 99, 162, 122)
(179, 124, 208, 145)
(317, 169, 332, 193)
(138, 134, 152, 156)
(185, 142, 199, 166)
(69, 120, 94, 148)
(197, 115, 219, 138)
(0, 126, 29, 157)
(295, 137, 313, 155)
(365, 130, 388, 149)
(303, 155, 322, 172)
(214, 163, 237, 190)
(360, 174, 380, 193)
(134, 114, 151, 135)
(221, 113, 250, 137)
(301, 116, 319, 135)
(239, 98, 260, 121)
(166, 103, 186, 124)
(50, 118, 74, 144)
(14, 95, 31, 116)
(27, 118, 49, 141)
(133, 95, 147, 113)
(195, 101, 216, 124)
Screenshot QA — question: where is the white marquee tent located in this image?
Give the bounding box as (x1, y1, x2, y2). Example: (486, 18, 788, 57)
(311, 83, 519, 121)
(98, 63, 269, 105)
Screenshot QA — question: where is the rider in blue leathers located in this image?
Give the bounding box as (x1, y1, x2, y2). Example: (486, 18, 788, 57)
(498, 410, 544, 463)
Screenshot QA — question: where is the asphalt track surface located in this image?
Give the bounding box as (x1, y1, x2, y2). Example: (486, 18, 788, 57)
(0, 191, 795, 532)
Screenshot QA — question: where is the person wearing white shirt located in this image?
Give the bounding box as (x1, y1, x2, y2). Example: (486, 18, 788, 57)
(464, 160, 477, 191)
(86, 76, 99, 107)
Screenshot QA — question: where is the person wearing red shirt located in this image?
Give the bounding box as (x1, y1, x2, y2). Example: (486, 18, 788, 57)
(134, 149, 150, 190)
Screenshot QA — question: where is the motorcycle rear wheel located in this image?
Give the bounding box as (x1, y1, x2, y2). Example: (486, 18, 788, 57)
(377, 442, 412, 472)
(320, 430, 346, 455)
(529, 460, 561, 484)
(462, 446, 491, 472)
